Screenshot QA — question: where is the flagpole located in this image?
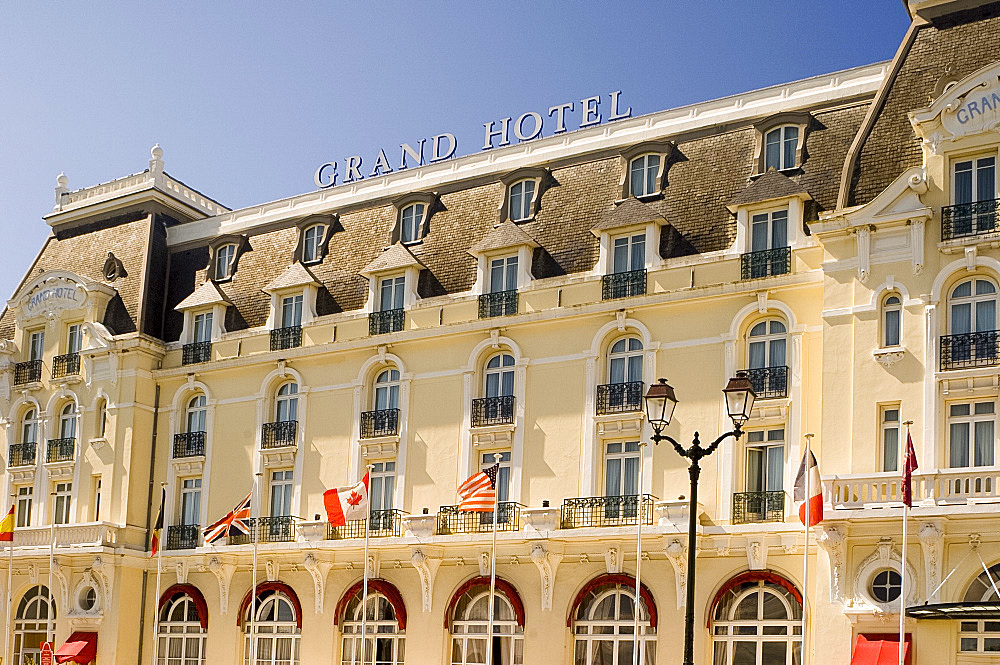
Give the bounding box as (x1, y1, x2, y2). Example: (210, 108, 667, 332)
(361, 464, 373, 665)
(633, 441, 646, 665)
(48, 490, 56, 647)
(487, 452, 501, 665)
(899, 421, 914, 665)
(251, 473, 261, 665)
(802, 433, 814, 665)
(152, 482, 166, 665)
(5, 493, 15, 665)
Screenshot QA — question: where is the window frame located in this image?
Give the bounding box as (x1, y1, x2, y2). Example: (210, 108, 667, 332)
(572, 584, 656, 665)
(28, 329, 45, 362)
(948, 277, 998, 335)
(390, 192, 437, 245)
(628, 153, 662, 199)
(749, 208, 790, 253)
(610, 231, 646, 274)
(603, 440, 640, 499)
(301, 224, 326, 264)
(53, 481, 72, 525)
(158, 594, 207, 665)
(507, 179, 537, 223)
(269, 469, 294, 518)
(66, 323, 82, 355)
(488, 254, 519, 294)
(484, 352, 515, 399)
(275, 382, 299, 423)
(450, 589, 524, 665)
(752, 112, 811, 175)
(742, 427, 786, 493)
(747, 318, 788, 370)
(763, 125, 800, 171)
(59, 403, 77, 440)
(951, 153, 997, 205)
(880, 405, 900, 473)
(947, 399, 996, 468)
(340, 590, 404, 665)
(882, 293, 902, 348)
(608, 336, 643, 385)
(15, 485, 32, 528)
(180, 477, 202, 526)
(617, 141, 672, 201)
(213, 243, 237, 281)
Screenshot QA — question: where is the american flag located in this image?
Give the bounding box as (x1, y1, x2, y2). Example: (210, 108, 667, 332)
(458, 463, 499, 512)
(202, 492, 252, 544)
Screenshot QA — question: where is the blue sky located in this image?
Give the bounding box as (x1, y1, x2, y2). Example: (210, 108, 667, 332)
(0, 2, 911, 301)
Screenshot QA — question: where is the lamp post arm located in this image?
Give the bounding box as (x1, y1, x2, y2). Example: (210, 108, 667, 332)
(650, 431, 687, 458)
(703, 428, 743, 457)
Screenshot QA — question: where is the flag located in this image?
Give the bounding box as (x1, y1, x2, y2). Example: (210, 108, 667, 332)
(458, 463, 499, 512)
(202, 492, 252, 544)
(150, 489, 165, 556)
(793, 449, 823, 527)
(902, 430, 919, 508)
(324, 474, 369, 527)
(0, 504, 14, 542)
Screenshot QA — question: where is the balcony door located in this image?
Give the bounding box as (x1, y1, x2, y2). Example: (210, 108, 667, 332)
(490, 256, 518, 293)
(745, 429, 784, 493)
(193, 312, 213, 343)
(370, 460, 395, 515)
(374, 369, 400, 411)
(604, 441, 639, 520)
(612, 233, 644, 274)
(379, 276, 405, 312)
(750, 210, 788, 253)
(281, 295, 303, 328)
(180, 478, 201, 526)
(954, 156, 996, 205)
(950, 279, 997, 336)
(485, 354, 515, 398)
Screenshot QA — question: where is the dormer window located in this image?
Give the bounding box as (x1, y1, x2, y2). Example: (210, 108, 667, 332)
(617, 141, 672, 201)
(753, 112, 810, 175)
(302, 224, 325, 264)
(400, 203, 426, 244)
(629, 154, 661, 198)
(508, 180, 535, 222)
(214, 243, 237, 281)
(764, 126, 799, 171)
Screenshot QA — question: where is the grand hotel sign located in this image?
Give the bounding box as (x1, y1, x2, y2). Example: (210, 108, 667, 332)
(314, 91, 631, 188)
(911, 61, 1000, 150)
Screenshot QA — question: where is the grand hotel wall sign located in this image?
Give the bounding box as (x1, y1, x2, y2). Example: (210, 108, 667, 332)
(911, 61, 1000, 150)
(314, 91, 631, 188)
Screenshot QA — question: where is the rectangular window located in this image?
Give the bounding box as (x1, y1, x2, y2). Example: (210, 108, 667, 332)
(745, 428, 785, 492)
(604, 441, 639, 497)
(66, 324, 82, 355)
(881, 407, 900, 472)
(93, 477, 102, 522)
(193, 312, 213, 343)
(489, 256, 518, 293)
(180, 478, 202, 525)
(29, 330, 44, 361)
(954, 156, 997, 205)
(15, 485, 32, 528)
(281, 295, 303, 328)
(379, 276, 405, 311)
(612, 233, 645, 274)
(269, 470, 294, 517)
(481, 451, 511, 504)
(53, 482, 72, 524)
(370, 461, 396, 513)
(751, 210, 789, 252)
(949, 401, 995, 467)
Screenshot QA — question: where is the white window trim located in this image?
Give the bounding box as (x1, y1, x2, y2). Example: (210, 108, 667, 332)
(362, 268, 420, 314)
(472, 246, 534, 296)
(265, 287, 317, 331)
(732, 199, 806, 256)
(180, 304, 228, 344)
(593, 222, 663, 276)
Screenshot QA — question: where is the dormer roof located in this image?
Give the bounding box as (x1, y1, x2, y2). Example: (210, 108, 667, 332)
(727, 169, 811, 211)
(263, 262, 320, 294)
(176, 281, 231, 311)
(360, 243, 426, 277)
(468, 220, 539, 256)
(591, 198, 667, 235)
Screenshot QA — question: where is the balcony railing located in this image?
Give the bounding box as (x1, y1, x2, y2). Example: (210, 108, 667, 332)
(479, 290, 518, 319)
(46, 438, 75, 463)
(14, 360, 42, 386)
(360, 409, 399, 439)
(741, 246, 791, 280)
(732, 491, 786, 524)
(436, 502, 523, 534)
(369, 309, 405, 335)
(270, 326, 302, 351)
(941, 198, 1000, 241)
(471, 396, 515, 427)
(742, 366, 789, 399)
(940, 331, 999, 370)
(51, 353, 80, 379)
(602, 269, 646, 300)
(229, 516, 297, 545)
(166, 524, 201, 550)
(596, 381, 644, 415)
(8, 443, 36, 467)
(182, 341, 212, 365)
(173, 431, 206, 458)
(261, 421, 297, 449)
(827, 469, 1000, 508)
(560, 494, 655, 528)
(327, 509, 405, 539)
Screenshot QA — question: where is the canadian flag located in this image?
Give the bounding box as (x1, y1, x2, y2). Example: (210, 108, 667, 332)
(793, 449, 823, 527)
(324, 473, 370, 527)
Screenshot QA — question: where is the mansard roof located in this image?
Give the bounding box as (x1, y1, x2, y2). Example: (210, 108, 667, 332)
(469, 221, 539, 255)
(176, 280, 230, 310)
(727, 169, 811, 210)
(360, 243, 426, 276)
(263, 262, 320, 293)
(591, 198, 667, 234)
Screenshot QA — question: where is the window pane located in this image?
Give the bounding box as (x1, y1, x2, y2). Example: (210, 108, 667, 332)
(505, 257, 518, 292)
(976, 300, 996, 332)
(765, 131, 781, 171)
(613, 238, 629, 273)
(605, 458, 622, 496)
(748, 341, 766, 369)
(955, 161, 973, 205)
(952, 302, 972, 335)
(630, 235, 645, 272)
(752, 215, 769, 252)
(884, 309, 900, 346)
(975, 420, 995, 466)
(951, 423, 971, 467)
(771, 211, 788, 248)
(746, 448, 764, 492)
(645, 155, 659, 195)
(977, 159, 996, 201)
(783, 127, 798, 169)
(883, 426, 899, 472)
(769, 339, 786, 367)
(767, 445, 784, 491)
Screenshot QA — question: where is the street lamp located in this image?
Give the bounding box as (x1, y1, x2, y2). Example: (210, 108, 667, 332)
(643, 373, 755, 665)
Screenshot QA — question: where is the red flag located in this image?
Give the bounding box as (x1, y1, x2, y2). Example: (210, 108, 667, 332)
(324, 474, 369, 527)
(0, 504, 14, 542)
(793, 450, 823, 527)
(149, 488, 165, 556)
(458, 464, 499, 512)
(902, 430, 919, 507)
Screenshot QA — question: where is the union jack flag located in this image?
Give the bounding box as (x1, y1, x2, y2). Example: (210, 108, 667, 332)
(202, 492, 252, 544)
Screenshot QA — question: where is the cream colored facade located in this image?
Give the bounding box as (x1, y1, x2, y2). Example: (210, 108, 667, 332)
(2, 2, 1000, 664)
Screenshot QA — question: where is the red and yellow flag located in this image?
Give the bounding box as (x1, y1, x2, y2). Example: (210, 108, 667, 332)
(0, 504, 14, 542)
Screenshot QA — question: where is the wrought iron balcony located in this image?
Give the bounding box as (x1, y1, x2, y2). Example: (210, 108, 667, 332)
(732, 491, 786, 524)
(741, 366, 788, 399)
(261, 421, 297, 448)
(51, 353, 80, 379)
(479, 290, 518, 319)
(560, 494, 655, 529)
(360, 409, 399, 439)
(14, 360, 42, 386)
(8, 443, 36, 467)
(173, 431, 206, 458)
(436, 502, 522, 534)
(327, 509, 405, 539)
(741, 246, 791, 280)
(46, 438, 75, 463)
(941, 198, 1000, 241)
(940, 331, 999, 370)
(596, 381, 644, 415)
(182, 341, 212, 365)
(369, 308, 405, 335)
(602, 269, 646, 300)
(270, 325, 302, 351)
(471, 395, 515, 427)
(166, 524, 201, 550)
(229, 516, 297, 545)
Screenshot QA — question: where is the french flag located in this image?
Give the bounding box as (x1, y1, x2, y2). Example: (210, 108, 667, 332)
(793, 449, 823, 527)
(324, 473, 370, 527)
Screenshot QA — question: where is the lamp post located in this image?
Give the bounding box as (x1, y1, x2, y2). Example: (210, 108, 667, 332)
(643, 372, 755, 665)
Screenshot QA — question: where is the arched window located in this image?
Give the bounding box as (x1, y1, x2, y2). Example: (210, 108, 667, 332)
(215, 243, 237, 281)
(400, 203, 425, 244)
(21, 408, 38, 444)
(243, 589, 300, 665)
(608, 337, 643, 385)
(158, 594, 206, 665)
(746, 319, 788, 399)
(508, 180, 535, 222)
(451, 588, 523, 665)
(629, 154, 660, 198)
(764, 126, 799, 171)
(276, 383, 299, 423)
(711, 579, 802, 665)
(374, 369, 400, 411)
(484, 353, 515, 398)
(947, 278, 998, 368)
(59, 403, 76, 440)
(882, 294, 901, 347)
(573, 582, 655, 665)
(14, 585, 55, 665)
(960, 561, 1000, 654)
(302, 224, 325, 264)
(187, 395, 207, 433)
(340, 590, 405, 665)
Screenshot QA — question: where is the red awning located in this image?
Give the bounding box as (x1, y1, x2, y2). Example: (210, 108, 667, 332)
(55, 632, 98, 664)
(851, 636, 909, 665)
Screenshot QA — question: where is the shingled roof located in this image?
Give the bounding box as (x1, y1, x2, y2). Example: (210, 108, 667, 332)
(727, 169, 811, 210)
(360, 243, 426, 277)
(590, 198, 667, 234)
(263, 262, 320, 293)
(175, 280, 230, 310)
(468, 220, 539, 255)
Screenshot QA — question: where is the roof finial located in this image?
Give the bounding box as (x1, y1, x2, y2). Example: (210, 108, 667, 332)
(149, 143, 164, 175)
(54, 172, 69, 208)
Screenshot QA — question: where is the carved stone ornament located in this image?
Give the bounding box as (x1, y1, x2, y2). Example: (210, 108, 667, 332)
(664, 539, 688, 610)
(175, 561, 190, 585)
(479, 551, 492, 577)
(746, 537, 768, 571)
(265, 559, 279, 583)
(918, 522, 944, 603)
(303, 554, 331, 614)
(817, 525, 846, 604)
(604, 546, 623, 574)
(410, 549, 440, 613)
(530, 544, 561, 612)
(208, 557, 235, 615)
(873, 348, 905, 368)
(102, 252, 127, 281)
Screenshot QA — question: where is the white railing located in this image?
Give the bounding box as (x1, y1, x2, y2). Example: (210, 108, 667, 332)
(10, 522, 144, 549)
(826, 468, 1000, 509)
